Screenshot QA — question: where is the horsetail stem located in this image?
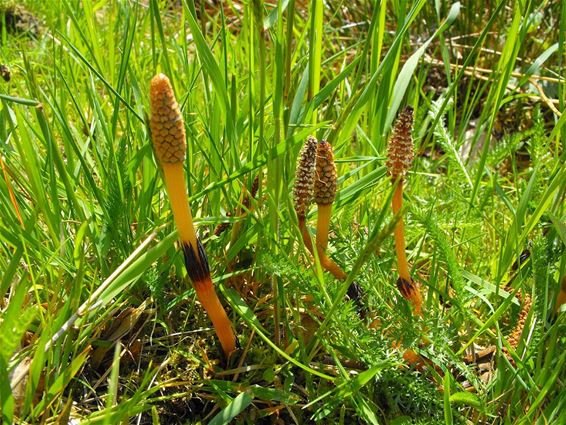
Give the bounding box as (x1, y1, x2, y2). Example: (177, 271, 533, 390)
(386, 107, 422, 315)
(150, 74, 198, 251)
(292, 137, 346, 279)
(149, 73, 237, 358)
(313, 140, 347, 280)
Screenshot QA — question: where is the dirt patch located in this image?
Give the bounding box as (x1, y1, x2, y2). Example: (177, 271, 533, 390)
(0, 5, 41, 37)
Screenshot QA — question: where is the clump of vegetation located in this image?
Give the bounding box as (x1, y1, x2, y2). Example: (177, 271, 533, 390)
(0, 1, 564, 424)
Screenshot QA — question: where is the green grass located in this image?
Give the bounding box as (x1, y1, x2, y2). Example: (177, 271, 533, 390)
(1, 0, 565, 423)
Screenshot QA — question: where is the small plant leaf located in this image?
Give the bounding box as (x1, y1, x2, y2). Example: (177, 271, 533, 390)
(209, 391, 253, 425)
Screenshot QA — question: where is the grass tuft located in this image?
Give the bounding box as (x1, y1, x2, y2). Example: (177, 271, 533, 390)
(0, 0, 564, 423)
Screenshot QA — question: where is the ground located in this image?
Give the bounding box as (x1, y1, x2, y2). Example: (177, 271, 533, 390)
(0, 1, 564, 424)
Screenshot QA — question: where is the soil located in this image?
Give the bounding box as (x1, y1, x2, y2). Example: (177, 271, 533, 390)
(0, 5, 41, 37)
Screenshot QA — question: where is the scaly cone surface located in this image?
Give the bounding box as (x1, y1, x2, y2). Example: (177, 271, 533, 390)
(386, 107, 414, 179)
(294, 136, 317, 219)
(314, 140, 337, 206)
(150, 74, 187, 164)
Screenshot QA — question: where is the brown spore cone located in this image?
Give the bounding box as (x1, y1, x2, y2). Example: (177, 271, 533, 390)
(314, 140, 337, 205)
(149, 74, 186, 164)
(294, 136, 317, 218)
(386, 107, 414, 179)
(503, 292, 532, 365)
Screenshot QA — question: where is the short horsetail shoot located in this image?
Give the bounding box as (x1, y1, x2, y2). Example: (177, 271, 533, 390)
(313, 140, 348, 280)
(294, 137, 368, 320)
(386, 107, 423, 315)
(149, 73, 237, 358)
(294, 137, 347, 280)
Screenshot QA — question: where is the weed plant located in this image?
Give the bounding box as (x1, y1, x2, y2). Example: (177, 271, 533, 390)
(0, 0, 564, 424)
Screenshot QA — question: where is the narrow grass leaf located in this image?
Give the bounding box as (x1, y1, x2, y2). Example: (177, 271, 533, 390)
(449, 392, 482, 409)
(385, 2, 460, 131)
(443, 372, 453, 425)
(223, 288, 335, 381)
(184, 5, 235, 143)
(0, 94, 40, 107)
(209, 392, 253, 425)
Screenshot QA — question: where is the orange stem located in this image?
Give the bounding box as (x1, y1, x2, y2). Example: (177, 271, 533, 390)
(392, 179, 422, 315)
(317, 248, 347, 280)
(392, 181, 410, 282)
(315, 204, 347, 280)
(299, 217, 314, 255)
(162, 163, 198, 248)
(194, 277, 237, 356)
(316, 204, 332, 251)
(162, 163, 237, 357)
(300, 216, 346, 279)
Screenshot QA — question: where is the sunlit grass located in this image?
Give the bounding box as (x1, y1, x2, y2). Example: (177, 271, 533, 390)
(0, 0, 564, 423)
